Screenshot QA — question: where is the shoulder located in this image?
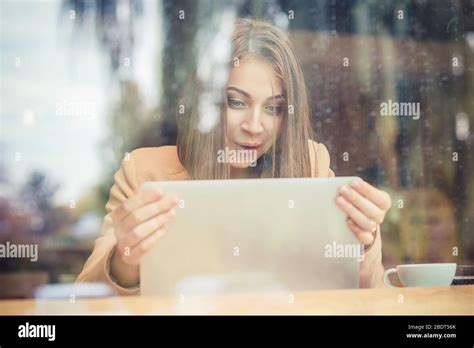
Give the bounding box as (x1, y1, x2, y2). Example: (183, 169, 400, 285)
(129, 145, 185, 175)
(106, 146, 185, 214)
(307, 139, 335, 177)
(126, 143, 333, 178)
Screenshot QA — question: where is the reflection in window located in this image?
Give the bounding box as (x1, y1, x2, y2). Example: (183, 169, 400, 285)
(0, 0, 473, 297)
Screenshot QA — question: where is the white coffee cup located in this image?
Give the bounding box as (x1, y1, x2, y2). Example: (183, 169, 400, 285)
(383, 263, 457, 288)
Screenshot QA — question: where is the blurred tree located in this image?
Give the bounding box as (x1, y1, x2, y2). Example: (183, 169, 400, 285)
(0, 170, 76, 273)
(20, 171, 60, 237)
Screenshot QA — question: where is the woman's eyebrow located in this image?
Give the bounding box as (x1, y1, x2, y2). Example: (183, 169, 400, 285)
(227, 86, 284, 102)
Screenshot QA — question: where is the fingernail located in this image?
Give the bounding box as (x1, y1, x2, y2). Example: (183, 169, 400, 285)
(346, 186, 354, 197)
(362, 232, 374, 244)
(338, 185, 349, 194)
(148, 189, 161, 198)
(350, 179, 362, 189)
(168, 195, 179, 203)
(336, 196, 345, 205)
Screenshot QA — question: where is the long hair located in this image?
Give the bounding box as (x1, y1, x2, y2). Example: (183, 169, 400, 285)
(176, 17, 318, 179)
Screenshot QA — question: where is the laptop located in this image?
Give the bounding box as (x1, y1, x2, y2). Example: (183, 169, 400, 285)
(140, 177, 361, 296)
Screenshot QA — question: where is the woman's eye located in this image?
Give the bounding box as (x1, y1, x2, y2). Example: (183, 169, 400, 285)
(228, 98, 246, 109)
(265, 105, 283, 114)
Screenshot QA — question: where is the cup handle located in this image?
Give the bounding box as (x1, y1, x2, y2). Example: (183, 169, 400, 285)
(383, 268, 398, 288)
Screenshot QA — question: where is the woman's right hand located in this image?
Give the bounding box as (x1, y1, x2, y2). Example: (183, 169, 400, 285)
(109, 188, 179, 288)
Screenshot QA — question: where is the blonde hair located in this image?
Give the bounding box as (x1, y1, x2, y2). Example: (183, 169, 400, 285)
(177, 18, 318, 179)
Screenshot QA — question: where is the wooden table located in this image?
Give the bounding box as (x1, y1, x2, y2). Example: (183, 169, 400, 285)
(1, 285, 472, 315)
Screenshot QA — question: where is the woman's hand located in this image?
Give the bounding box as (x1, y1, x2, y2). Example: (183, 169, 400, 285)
(109, 189, 179, 287)
(335, 178, 391, 246)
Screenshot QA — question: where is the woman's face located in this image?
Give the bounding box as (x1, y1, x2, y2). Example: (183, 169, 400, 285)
(225, 56, 284, 168)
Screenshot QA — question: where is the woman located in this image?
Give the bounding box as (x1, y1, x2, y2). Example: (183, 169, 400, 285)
(77, 18, 391, 295)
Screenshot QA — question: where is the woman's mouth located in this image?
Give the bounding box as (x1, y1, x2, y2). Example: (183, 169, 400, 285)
(237, 143, 261, 151)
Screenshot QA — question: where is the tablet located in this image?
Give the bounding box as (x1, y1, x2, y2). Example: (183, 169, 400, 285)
(140, 177, 361, 295)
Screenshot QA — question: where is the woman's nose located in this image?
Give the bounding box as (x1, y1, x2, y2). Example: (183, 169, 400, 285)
(241, 108, 264, 134)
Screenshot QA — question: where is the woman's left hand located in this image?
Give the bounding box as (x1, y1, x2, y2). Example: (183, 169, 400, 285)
(335, 178, 391, 246)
